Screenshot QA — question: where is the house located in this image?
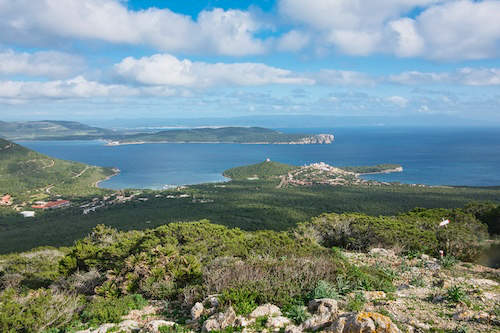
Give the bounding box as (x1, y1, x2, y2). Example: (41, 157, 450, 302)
(32, 199, 70, 209)
(20, 211, 35, 218)
(1, 194, 12, 205)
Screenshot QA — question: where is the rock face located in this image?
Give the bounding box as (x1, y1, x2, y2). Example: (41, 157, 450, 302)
(328, 312, 400, 333)
(292, 134, 334, 144)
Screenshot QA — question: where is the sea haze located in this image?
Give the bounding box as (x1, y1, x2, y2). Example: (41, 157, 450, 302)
(20, 127, 500, 189)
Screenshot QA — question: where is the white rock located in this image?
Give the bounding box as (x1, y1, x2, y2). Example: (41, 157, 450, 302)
(249, 304, 282, 318)
(143, 320, 176, 333)
(266, 316, 291, 330)
(191, 302, 204, 320)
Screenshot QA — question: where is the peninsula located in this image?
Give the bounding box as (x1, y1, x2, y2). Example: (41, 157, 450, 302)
(106, 127, 334, 145)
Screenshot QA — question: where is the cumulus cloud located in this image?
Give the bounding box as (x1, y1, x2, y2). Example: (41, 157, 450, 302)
(0, 76, 136, 101)
(387, 95, 409, 107)
(0, 0, 267, 56)
(313, 69, 375, 86)
(389, 68, 500, 86)
(114, 54, 313, 87)
(276, 30, 311, 52)
(279, 0, 500, 60)
(0, 49, 85, 78)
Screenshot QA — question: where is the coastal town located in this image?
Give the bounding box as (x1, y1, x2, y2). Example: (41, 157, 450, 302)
(277, 162, 401, 188)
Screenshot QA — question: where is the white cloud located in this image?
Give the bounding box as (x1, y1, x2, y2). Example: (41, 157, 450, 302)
(276, 30, 310, 52)
(414, 0, 500, 60)
(387, 95, 409, 107)
(313, 69, 375, 86)
(0, 76, 136, 101)
(279, 0, 500, 60)
(389, 18, 424, 57)
(388, 68, 500, 86)
(0, 0, 267, 56)
(0, 49, 85, 78)
(114, 54, 313, 87)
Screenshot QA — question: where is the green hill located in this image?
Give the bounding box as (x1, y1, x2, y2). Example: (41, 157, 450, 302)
(0, 138, 114, 200)
(223, 160, 299, 179)
(0, 120, 113, 140)
(113, 127, 334, 144)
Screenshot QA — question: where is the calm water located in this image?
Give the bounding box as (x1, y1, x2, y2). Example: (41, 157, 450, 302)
(20, 127, 500, 189)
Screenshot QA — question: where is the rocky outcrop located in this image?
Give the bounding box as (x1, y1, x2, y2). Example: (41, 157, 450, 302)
(249, 303, 282, 318)
(201, 306, 236, 332)
(289, 134, 335, 145)
(327, 312, 400, 333)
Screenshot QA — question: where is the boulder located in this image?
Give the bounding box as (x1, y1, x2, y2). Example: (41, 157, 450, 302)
(327, 312, 400, 333)
(266, 316, 291, 330)
(249, 304, 282, 318)
(118, 320, 140, 332)
(191, 302, 204, 320)
(143, 320, 176, 333)
(308, 298, 338, 316)
(94, 324, 116, 333)
(235, 315, 255, 327)
(284, 325, 302, 333)
(201, 306, 236, 332)
(369, 248, 395, 257)
(362, 291, 386, 301)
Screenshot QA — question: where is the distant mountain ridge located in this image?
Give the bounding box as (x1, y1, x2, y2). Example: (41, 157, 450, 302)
(0, 120, 113, 140)
(0, 121, 333, 145)
(108, 127, 334, 145)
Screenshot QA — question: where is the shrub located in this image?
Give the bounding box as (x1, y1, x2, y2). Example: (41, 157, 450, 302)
(0, 288, 80, 333)
(439, 255, 457, 269)
(285, 305, 310, 324)
(220, 288, 258, 315)
(346, 292, 366, 312)
(310, 280, 338, 300)
(446, 286, 468, 304)
(80, 294, 147, 326)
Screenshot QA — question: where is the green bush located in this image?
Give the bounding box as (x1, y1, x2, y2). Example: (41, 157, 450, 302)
(0, 288, 80, 333)
(220, 288, 258, 315)
(80, 294, 147, 326)
(310, 280, 338, 300)
(346, 292, 366, 312)
(446, 286, 468, 304)
(285, 305, 310, 324)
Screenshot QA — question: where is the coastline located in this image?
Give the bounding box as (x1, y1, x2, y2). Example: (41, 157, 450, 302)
(357, 166, 404, 175)
(94, 167, 120, 188)
(105, 140, 334, 146)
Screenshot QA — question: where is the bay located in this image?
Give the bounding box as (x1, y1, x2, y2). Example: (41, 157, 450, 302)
(19, 127, 500, 189)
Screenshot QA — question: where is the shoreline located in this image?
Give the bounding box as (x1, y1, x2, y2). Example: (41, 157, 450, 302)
(94, 168, 121, 188)
(357, 166, 404, 175)
(105, 140, 334, 146)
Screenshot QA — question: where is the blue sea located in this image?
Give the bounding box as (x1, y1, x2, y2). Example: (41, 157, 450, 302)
(20, 127, 500, 189)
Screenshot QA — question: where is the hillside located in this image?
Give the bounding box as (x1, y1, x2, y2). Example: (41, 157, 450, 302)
(223, 160, 300, 180)
(0, 213, 498, 332)
(0, 120, 113, 140)
(109, 127, 334, 145)
(0, 138, 115, 201)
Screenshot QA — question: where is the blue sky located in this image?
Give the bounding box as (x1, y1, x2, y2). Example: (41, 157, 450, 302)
(0, 0, 499, 125)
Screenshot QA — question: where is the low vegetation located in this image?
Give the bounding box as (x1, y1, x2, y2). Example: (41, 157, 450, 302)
(1, 205, 498, 332)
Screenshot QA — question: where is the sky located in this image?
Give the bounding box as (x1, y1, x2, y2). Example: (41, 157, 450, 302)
(0, 0, 499, 125)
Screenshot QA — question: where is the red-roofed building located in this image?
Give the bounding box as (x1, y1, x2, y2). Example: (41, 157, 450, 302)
(32, 199, 70, 209)
(1, 194, 12, 205)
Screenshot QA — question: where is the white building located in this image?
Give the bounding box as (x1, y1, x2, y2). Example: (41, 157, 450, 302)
(20, 211, 35, 218)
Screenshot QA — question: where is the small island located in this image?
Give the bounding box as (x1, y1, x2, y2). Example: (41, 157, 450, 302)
(106, 127, 334, 145)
